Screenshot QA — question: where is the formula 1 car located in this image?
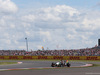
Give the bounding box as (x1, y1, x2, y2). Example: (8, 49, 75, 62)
(51, 60, 71, 67)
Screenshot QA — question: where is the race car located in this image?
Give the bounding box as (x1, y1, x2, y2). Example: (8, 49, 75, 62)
(51, 60, 71, 67)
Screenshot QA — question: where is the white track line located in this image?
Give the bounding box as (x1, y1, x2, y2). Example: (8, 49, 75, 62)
(18, 62, 23, 64)
(71, 64, 93, 68)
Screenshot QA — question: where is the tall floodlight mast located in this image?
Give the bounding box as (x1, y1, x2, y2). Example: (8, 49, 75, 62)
(25, 37, 28, 52)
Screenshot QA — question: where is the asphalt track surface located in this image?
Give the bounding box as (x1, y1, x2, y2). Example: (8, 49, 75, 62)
(0, 60, 100, 75)
(0, 60, 86, 69)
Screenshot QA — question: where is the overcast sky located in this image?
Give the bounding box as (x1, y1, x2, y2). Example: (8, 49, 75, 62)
(0, 0, 100, 50)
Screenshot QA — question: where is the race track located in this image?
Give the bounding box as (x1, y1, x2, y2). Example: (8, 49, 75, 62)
(0, 60, 87, 69)
(0, 60, 100, 75)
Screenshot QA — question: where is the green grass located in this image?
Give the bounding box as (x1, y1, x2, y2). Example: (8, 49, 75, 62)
(69, 60, 100, 62)
(0, 62, 18, 65)
(92, 64, 100, 67)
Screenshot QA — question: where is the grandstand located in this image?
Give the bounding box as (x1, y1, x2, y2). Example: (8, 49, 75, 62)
(0, 39, 100, 56)
(0, 46, 100, 56)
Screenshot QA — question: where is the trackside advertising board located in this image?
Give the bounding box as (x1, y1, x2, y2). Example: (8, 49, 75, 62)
(0, 56, 100, 60)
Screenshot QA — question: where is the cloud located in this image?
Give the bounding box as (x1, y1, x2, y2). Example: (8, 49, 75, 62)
(31, 5, 81, 30)
(0, 0, 18, 14)
(37, 45, 43, 50)
(21, 14, 35, 22)
(37, 5, 80, 22)
(0, 4, 100, 50)
(39, 31, 51, 41)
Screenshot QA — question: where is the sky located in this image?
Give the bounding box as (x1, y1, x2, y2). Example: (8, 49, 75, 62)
(0, 0, 100, 51)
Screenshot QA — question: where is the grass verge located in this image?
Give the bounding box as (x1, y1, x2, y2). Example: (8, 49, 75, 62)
(92, 64, 100, 67)
(0, 62, 18, 65)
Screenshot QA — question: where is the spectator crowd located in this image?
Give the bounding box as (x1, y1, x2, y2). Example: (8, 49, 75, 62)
(0, 47, 100, 56)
